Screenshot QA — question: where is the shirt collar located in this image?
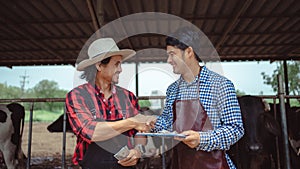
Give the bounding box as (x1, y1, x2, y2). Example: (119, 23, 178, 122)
(178, 67, 203, 86)
(87, 82, 116, 95)
(199, 66, 209, 84)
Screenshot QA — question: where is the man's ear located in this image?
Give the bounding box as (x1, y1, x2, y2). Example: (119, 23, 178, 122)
(185, 47, 194, 58)
(95, 63, 101, 71)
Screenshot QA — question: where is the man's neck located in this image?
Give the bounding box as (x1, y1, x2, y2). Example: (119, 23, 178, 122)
(182, 64, 201, 83)
(95, 79, 112, 99)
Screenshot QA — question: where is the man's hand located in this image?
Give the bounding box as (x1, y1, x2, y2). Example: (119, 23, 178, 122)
(118, 149, 141, 166)
(128, 114, 157, 132)
(175, 130, 200, 148)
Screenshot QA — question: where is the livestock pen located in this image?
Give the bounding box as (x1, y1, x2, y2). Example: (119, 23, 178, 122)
(0, 93, 299, 169)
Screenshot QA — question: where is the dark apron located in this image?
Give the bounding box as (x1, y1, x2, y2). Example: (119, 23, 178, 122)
(79, 120, 134, 169)
(171, 74, 229, 169)
(78, 88, 135, 169)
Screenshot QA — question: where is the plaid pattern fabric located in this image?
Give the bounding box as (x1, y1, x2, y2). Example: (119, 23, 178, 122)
(65, 82, 139, 165)
(154, 66, 244, 169)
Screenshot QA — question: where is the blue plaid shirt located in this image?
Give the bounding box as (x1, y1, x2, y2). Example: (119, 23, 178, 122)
(154, 66, 244, 169)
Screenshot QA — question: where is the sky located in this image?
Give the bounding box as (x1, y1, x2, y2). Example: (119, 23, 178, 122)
(0, 61, 279, 96)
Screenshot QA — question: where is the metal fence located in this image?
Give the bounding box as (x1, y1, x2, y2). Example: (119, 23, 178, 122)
(0, 95, 299, 169)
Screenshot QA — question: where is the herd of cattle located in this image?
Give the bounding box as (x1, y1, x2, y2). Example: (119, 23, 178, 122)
(0, 96, 299, 169)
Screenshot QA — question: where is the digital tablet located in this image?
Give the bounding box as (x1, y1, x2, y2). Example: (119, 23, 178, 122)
(136, 132, 186, 138)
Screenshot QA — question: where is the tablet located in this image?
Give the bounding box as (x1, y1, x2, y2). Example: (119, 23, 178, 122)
(136, 132, 186, 138)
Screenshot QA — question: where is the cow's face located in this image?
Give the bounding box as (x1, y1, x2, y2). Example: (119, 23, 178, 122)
(238, 96, 280, 153)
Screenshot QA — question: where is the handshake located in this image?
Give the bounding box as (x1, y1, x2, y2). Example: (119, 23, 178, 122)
(128, 114, 157, 132)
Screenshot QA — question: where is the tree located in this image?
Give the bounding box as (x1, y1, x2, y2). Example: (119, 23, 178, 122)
(0, 83, 22, 99)
(236, 89, 246, 96)
(32, 80, 67, 111)
(261, 61, 300, 102)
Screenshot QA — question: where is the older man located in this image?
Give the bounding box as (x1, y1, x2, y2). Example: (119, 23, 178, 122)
(66, 38, 156, 169)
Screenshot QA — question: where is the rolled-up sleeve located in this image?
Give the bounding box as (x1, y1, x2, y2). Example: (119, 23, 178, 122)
(66, 89, 97, 144)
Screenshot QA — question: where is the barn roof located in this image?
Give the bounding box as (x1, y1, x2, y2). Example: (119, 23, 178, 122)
(0, 0, 299, 67)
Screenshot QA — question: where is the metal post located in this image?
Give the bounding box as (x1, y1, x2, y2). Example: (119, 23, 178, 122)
(62, 108, 67, 169)
(161, 137, 166, 169)
(26, 102, 34, 169)
(283, 60, 290, 106)
(277, 74, 291, 169)
(273, 98, 281, 169)
(135, 62, 139, 97)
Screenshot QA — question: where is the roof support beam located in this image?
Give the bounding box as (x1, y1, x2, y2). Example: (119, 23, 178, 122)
(215, 0, 253, 50)
(86, 0, 100, 31)
(96, 0, 105, 27)
(112, 0, 134, 49)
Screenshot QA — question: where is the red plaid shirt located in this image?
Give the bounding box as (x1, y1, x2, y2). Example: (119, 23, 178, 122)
(65, 82, 140, 165)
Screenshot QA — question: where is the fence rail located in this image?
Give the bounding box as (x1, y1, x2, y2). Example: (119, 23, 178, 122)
(0, 95, 299, 103)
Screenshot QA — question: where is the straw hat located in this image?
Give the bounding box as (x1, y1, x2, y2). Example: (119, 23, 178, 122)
(77, 38, 136, 71)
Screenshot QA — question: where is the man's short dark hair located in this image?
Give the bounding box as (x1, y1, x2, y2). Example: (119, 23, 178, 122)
(166, 27, 201, 62)
(80, 57, 112, 83)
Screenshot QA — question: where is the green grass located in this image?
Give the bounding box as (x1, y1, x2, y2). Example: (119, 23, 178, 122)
(24, 109, 63, 122)
(264, 98, 300, 107)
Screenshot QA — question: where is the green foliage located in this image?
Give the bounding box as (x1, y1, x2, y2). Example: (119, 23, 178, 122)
(32, 80, 67, 111)
(0, 79, 67, 112)
(0, 83, 23, 99)
(290, 99, 300, 107)
(236, 89, 246, 96)
(261, 61, 300, 102)
(138, 100, 151, 108)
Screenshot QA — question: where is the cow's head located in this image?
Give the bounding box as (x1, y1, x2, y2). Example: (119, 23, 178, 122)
(238, 96, 280, 153)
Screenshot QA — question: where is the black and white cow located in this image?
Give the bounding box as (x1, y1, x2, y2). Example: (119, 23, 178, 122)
(228, 95, 281, 169)
(0, 103, 25, 169)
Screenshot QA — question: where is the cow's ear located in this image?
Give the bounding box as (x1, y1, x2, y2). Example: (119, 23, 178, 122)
(261, 113, 281, 136)
(7, 103, 25, 119)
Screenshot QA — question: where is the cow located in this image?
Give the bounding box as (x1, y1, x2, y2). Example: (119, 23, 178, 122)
(47, 114, 72, 133)
(0, 103, 25, 169)
(269, 103, 300, 169)
(228, 95, 281, 169)
(286, 106, 300, 169)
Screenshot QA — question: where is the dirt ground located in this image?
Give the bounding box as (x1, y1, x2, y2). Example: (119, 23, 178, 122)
(20, 122, 165, 169)
(21, 122, 80, 169)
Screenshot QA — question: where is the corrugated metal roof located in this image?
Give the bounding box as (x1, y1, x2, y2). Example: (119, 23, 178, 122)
(0, 0, 299, 67)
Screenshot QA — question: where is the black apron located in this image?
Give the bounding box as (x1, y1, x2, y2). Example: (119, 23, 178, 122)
(78, 87, 135, 169)
(79, 129, 134, 169)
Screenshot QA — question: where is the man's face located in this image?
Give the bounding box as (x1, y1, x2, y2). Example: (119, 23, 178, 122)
(166, 45, 186, 74)
(99, 55, 122, 84)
